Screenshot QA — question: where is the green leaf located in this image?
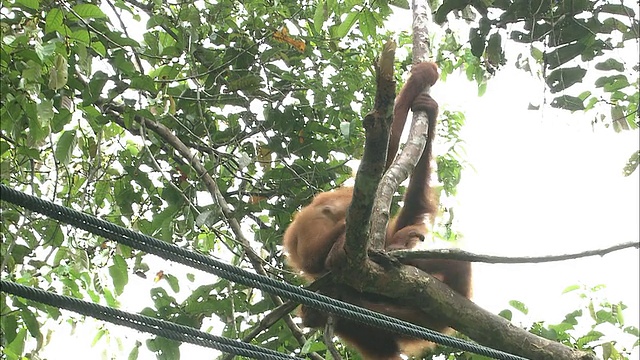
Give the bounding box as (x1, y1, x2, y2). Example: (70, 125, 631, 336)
(5, 328, 27, 357)
(163, 274, 180, 293)
(146, 14, 170, 29)
(103, 288, 118, 307)
(25, 103, 47, 144)
(19, 306, 40, 338)
(52, 109, 73, 133)
(301, 332, 326, 353)
(509, 300, 529, 314)
(577, 90, 591, 101)
(510, 30, 531, 43)
(389, 0, 410, 9)
(195, 209, 221, 227)
(227, 74, 262, 92)
(604, 77, 630, 92)
(37, 100, 54, 123)
(21, 60, 42, 82)
(584, 95, 598, 111)
(595, 74, 630, 93)
(551, 95, 585, 111)
(6, 245, 31, 270)
(111, 51, 137, 75)
(54, 130, 76, 165)
(91, 41, 106, 57)
(128, 342, 140, 360)
(588, 301, 597, 320)
(335, 12, 358, 38)
(130, 75, 158, 94)
(92, 328, 107, 346)
(576, 330, 604, 348)
(48, 54, 68, 90)
(1, 314, 19, 345)
(469, 28, 485, 57)
(359, 10, 378, 38)
(623, 151, 639, 176)
(477, 80, 487, 97)
(85, 71, 109, 103)
(545, 43, 585, 69)
(72, 4, 107, 19)
(434, 0, 470, 24)
(313, 0, 326, 33)
(45, 8, 64, 34)
(74, 45, 91, 74)
(530, 46, 543, 61)
(70, 29, 91, 46)
(498, 309, 513, 320)
(53, 247, 69, 267)
(562, 284, 580, 294)
(595, 58, 625, 72)
(599, 3, 636, 17)
(35, 41, 56, 61)
(545, 67, 587, 93)
(149, 338, 180, 360)
(109, 254, 129, 295)
(340, 121, 351, 137)
(623, 325, 639, 336)
(485, 33, 504, 67)
(611, 106, 629, 132)
(614, 303, 624, 326)
(16, 0, 40, 10)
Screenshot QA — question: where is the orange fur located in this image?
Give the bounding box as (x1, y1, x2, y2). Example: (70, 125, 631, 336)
(283, 62, 472, 359)
(386, 62, 439, 169)
(283, 187, 352, 280)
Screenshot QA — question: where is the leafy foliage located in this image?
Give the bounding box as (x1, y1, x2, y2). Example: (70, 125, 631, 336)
(526, 285, 639, 360)
(429, 286, 639, 360)
(0, 0, 637, 359)
(436, 0, 638, 114)
(434, 0, 639, 170)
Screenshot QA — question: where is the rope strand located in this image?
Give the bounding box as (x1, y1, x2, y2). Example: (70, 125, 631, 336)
(0, 184, 528, 360)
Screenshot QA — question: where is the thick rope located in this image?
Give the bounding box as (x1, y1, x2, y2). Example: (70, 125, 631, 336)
(0, 185, 528, 360)
(0, 280, 300, 360)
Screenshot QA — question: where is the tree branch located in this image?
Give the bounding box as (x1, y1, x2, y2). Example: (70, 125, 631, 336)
(390, 241, 640, 264)
(324, 315, 343, 360)
(343, 40, 397, 267)
(361, 260, 596, 360)
(369, 12, 435, 249)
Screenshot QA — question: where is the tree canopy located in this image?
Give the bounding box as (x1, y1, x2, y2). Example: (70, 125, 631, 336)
(1, 0, 638, 359)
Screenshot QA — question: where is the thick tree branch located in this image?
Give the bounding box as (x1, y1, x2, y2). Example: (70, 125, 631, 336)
(343, 41, 397, 266)
(356, 262, 596, 360)
(369, 7, 435, 249)
(369, 109, 432, 249)
(412, 0, 433, 55)
(391, 241, 640, 263)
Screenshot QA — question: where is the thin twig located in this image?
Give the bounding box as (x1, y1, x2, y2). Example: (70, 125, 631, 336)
(324, 315, 342, 360)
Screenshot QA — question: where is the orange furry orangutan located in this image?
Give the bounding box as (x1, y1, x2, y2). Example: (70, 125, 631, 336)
(283, 62, 472, 360)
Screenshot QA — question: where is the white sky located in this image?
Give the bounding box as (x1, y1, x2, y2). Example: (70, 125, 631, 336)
(36, 4, 639, 360)
(443, 66, 639, 328)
